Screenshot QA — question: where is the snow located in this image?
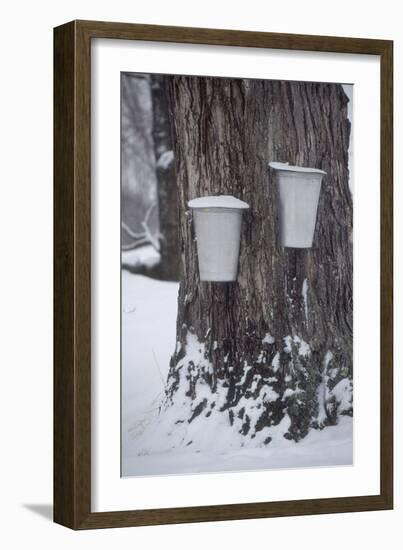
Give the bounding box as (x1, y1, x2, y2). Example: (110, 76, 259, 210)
(332, 378, 353, 413)
(121, 272, 179, 459)
(262, 332, 275, 344)
(271, 352, 280, 372)
(156, 150, 174, 170)
(317, 353, 334, 426)
(122, 272, 353, 477)
(125, 416, 353, 477)
(268, 161, 326, 175)
(316, 351, 352, 427)
(294, 335, 311, 357)
(122, 244, 160, 270)
(324, 350, 334, 367)
(283, 334, 311, 357)
(302, 278, 309, 321)
(188, 195, 250, 210)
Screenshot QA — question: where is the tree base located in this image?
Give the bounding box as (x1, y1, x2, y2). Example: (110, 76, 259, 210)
(133, 332, 352, 455)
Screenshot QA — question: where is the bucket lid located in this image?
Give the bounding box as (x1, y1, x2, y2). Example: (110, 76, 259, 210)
(269, 161, 326, 175)
(188, 195, 250, 210)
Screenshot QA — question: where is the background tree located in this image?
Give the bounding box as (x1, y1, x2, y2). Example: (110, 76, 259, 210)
(121, 73, 181, 281)
(159, 76, 352, 448)
(121, 73, 159, 251)
(150, 74, 181, 281)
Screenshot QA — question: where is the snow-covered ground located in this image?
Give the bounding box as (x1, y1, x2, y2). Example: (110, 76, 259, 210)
(122, 244, 160, 271)
(121, 271, 178, 462)
(122, 271, 353, 477)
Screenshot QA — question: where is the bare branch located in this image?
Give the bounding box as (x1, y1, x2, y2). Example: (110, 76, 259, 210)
(121, 202, 162, 252)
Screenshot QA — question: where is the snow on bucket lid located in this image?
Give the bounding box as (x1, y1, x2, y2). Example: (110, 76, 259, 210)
(188, 195, 250, 210)
(269, 161, 326, 175)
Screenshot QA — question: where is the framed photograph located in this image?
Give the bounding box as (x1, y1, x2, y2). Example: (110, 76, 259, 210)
(54, 20, 393, 529)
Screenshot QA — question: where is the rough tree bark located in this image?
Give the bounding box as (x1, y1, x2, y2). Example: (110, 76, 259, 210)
(160, 77, 352, 449)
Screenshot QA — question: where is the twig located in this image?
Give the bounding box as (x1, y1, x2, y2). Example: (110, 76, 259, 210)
(151, 348, 166, 388)
(121, 203, 163, 252)
(123, 306, 136, 314)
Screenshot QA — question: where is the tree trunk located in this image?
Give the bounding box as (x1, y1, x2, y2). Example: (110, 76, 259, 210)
(161, 77, 352, 449)
(150, 75, 181, 281)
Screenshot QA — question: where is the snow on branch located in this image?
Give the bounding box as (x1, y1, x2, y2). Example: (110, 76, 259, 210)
(157, 150, 174, 171)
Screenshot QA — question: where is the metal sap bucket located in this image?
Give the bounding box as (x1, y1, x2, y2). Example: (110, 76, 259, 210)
(188, 195, 250, 282)
(269, 161, 326, 248)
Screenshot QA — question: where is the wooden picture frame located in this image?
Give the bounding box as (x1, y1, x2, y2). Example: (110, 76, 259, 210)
(54, 20, 393, 529)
